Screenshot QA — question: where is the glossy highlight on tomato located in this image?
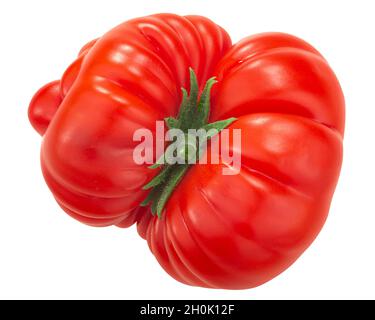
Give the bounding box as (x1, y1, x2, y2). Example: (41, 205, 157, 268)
(28, 13, 345, 289)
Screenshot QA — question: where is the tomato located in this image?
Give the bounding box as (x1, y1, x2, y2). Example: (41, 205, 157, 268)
(28, 14, 344, 289)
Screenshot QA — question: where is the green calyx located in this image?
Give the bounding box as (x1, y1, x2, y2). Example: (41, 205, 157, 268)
(140, 68, 236, 218)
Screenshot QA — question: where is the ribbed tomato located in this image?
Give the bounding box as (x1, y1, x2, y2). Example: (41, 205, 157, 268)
(28, 13, 344, 289)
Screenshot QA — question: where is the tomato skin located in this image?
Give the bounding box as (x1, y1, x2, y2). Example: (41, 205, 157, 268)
(29, 14, 344, 289)
(212, 33, 345, 134)
(29, 14, 231, 226)
(146, 114, 342, 289)
(28, 80, 62, 135)
(137, 32, 344, 289)
(29, 39, 97, 136)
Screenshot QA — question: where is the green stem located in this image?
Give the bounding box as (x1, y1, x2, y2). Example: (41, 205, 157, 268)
(140, 68, 236, 218)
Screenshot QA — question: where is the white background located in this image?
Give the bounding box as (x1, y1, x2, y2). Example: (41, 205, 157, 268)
(0, 0, 374, 299)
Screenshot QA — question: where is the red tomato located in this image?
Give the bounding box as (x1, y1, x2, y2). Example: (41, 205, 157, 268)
(28, 14, 344, 289)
